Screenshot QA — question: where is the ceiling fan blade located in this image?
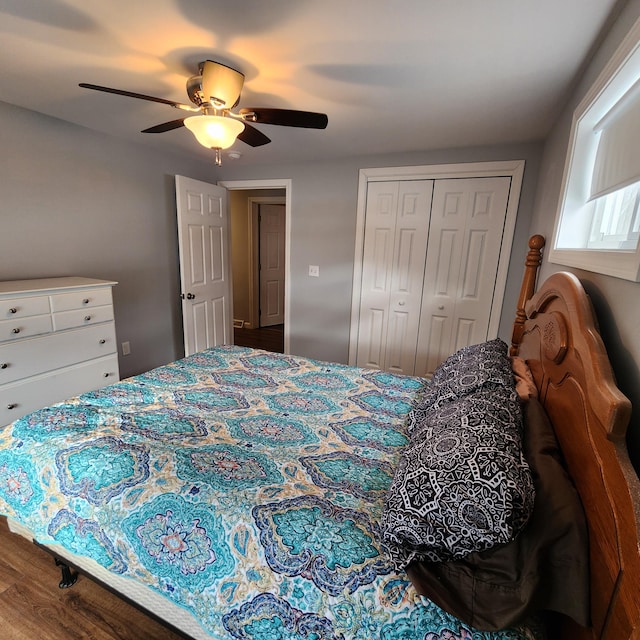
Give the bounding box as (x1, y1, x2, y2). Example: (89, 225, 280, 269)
(141, 118, 186, 134)
(240, 108, 328, 129)
(79, 83, 196, 111)
(237, 123, 271, 147)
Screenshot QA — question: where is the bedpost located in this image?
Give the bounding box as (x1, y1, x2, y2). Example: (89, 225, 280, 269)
(510, 234, 545, 356)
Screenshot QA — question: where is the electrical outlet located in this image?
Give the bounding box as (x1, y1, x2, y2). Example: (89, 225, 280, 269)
(308, 265, 320, 277)
(122, 341, 131, 356)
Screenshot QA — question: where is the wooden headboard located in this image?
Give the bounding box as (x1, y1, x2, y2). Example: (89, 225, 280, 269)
(511, 235, 640, 640)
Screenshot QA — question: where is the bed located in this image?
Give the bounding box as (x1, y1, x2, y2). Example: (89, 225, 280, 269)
(0, 234, 638, 639)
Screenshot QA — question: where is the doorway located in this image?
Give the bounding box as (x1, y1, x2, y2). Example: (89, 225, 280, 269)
(219, 179, 292, 354)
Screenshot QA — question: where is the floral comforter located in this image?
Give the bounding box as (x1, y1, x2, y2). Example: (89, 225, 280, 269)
(0, 346, 541, 639)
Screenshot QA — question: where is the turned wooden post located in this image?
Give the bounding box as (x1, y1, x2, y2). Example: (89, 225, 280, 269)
(510, 234, 545, 356)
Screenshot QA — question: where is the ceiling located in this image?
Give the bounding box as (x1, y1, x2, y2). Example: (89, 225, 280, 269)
(0, 0, 621, 166)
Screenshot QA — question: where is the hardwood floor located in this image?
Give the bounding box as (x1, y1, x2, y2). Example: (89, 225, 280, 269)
(233, 324, 284, 353)
(0, 517, 186, 639)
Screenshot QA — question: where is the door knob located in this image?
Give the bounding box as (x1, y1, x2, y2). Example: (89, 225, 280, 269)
(181, 293, 196, 300)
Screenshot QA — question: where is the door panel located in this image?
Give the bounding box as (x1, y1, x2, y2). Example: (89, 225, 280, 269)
(259, 204, 285, 326)
(361, 307, 385, 369)
(187, 225, 206, 285)
(209, 225, 224, 282)
(385, 309, 411, 373)
(176, 175, 232, 356)
(415, 176, 512, 377)
(356, 180, 433, 374)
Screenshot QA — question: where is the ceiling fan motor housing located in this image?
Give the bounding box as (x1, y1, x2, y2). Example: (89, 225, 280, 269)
(187, 60, 245, 109)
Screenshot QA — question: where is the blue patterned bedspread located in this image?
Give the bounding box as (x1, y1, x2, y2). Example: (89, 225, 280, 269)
(0, 347, 541, 639)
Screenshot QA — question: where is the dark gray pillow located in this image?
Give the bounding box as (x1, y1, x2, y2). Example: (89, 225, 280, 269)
(382, 384, 535, 568)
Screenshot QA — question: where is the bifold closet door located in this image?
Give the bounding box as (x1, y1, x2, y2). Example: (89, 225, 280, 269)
(355, 180, 433, 374)
(415, 176, 512, 377)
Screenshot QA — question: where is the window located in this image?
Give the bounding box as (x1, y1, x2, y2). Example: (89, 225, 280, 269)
(550, 16, 640, 281)
(589, 181, 640, 249)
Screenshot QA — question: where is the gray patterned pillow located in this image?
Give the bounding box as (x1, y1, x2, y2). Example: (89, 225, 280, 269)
(431, 338, 512, 388)
(382, 384, 535, 568)
(406, 339, 513, 436)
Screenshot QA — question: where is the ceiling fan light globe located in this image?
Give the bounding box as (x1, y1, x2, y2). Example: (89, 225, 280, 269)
(184, 115, 245, 149)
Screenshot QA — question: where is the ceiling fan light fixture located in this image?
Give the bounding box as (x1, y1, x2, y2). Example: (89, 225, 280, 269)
(184, 115, 245, 150)
(201, 60, 245, 108)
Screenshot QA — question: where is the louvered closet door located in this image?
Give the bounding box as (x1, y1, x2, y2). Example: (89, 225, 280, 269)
(415, 176, 512, 377)
(355, 180, 433, 374)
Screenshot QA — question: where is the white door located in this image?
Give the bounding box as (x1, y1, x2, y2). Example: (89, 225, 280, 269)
(259, 204, 285, 326)
(355, 180, 433, 374)
(175, 175, 232, 356)
(414, 176, 512, 377)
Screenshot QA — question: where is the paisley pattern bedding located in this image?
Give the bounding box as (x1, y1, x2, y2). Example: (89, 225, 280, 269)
(0, 346, 542, 640)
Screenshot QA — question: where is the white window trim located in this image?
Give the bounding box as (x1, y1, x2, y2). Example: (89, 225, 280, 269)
(550, 15, 640, 282)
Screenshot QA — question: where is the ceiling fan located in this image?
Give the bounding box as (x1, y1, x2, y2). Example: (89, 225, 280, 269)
(79, 60, 328, 165)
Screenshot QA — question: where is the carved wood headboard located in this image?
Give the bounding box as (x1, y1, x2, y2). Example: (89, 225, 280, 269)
(511, 236, 640, 640)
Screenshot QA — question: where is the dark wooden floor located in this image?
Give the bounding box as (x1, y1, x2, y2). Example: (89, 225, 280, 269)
(233, 323, 284, 353)
(0, 517, 185, 639)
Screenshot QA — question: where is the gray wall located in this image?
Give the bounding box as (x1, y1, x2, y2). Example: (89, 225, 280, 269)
(528, 2, 640, 471)
(0, 100, 213, 378)
(216, 145, 543, 364)
(0, 97, 544, 378)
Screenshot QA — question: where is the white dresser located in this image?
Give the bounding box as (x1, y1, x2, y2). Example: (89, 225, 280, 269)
(0, 277, 120, 425)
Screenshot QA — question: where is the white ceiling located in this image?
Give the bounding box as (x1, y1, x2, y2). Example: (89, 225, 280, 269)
(0, 0, 620, 166)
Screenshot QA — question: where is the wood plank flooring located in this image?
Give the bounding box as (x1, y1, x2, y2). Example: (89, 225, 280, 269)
(0, 517, 186, 639)
(233, 324, 284, 353)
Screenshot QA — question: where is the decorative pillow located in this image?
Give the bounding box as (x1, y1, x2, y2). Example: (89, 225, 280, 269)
(430, 338, 514, 397)
(382, 383, 535, 568)
(406, 339, 514, 436)
(406, 397, 589, 631)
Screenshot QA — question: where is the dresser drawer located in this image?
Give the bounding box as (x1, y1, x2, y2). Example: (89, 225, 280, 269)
(53, 305, 114, 331)
(0, 315, 53, 343)
(0, 354, 120, 426)
(50, 287, 113, 312)
(0, 295, 50, 320)
(0, 322, 117, 385)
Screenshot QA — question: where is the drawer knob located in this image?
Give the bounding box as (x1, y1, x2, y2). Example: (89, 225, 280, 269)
(7, 403, 17, 410)
(83, 298, 90, 304)
(11, 328, 20, 334)
(9, 308, 17, 314)
(103, 372, 111, 378)
(84, 315, 92, 321)
(1, 363, 8, 369)
(99, 339, 106, 344)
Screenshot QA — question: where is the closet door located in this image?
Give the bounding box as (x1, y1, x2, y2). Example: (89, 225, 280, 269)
(415, 176, 512, 377)
(355, 180, 433, 374)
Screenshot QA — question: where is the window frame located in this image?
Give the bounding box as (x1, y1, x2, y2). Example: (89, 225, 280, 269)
(550, 16, 640, 282)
